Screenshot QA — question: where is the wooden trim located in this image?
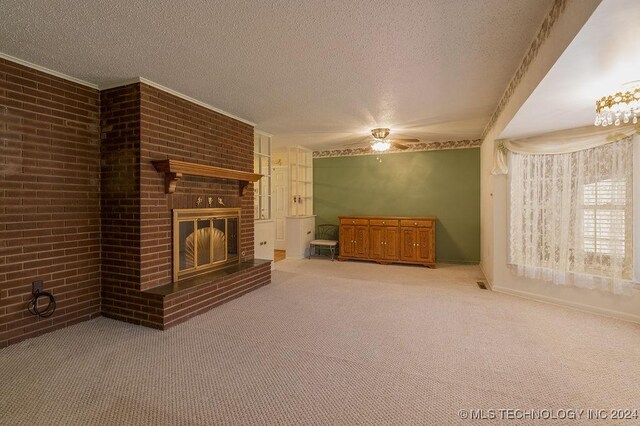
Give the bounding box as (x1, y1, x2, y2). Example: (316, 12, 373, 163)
(152, 159, 263, 195)
(338, 215, 437, 220)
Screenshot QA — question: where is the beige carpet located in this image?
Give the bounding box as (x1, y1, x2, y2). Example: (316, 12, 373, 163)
(1, 259, 639, 425)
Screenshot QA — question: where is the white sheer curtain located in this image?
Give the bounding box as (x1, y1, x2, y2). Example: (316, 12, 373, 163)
(493, 125, 638, 175)
(509, 139, 634, 294)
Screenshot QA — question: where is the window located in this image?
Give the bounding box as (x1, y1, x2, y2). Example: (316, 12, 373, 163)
(582, 178, 627, 256)
(508, 139, 634, 292)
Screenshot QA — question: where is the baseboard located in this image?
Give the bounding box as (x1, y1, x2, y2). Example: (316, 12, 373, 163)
(438, 259, 480, 265)
(492, 285, 640, 324)
(478, 264, 493, 290)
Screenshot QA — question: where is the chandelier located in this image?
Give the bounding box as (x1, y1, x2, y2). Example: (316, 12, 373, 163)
(371, 139, 391, 152)
(594, 81, 640, 127)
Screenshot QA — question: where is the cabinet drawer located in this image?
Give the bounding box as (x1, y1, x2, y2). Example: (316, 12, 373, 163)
(340, 218, 369, 225)
(369, 219, 399, 226)
(400, 219, 434, 228)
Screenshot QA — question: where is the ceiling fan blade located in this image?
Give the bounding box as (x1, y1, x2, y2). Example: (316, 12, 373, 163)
(392, 142, 410, 150)
(393, 138, 420, 143)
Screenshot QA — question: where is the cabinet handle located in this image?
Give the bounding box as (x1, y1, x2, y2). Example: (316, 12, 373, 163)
(414, 222, 417, 226)
(307, 231, 311, 235)
(382, 221, 385, 225)
(417, 244, 420, 247)
(352, 220, 355, 224)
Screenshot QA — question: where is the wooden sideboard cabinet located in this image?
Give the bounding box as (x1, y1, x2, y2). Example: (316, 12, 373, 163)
(338, 216, 436, 267)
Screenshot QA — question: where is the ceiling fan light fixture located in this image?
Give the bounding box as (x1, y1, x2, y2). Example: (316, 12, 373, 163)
(594, 80, 640, 127)
(371, 139, 391, 152)
(371, 128, 391, 139)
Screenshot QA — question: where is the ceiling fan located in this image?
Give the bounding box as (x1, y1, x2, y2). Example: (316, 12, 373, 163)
(345, 128, 420, 152)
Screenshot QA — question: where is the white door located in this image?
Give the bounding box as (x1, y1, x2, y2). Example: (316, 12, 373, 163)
(273, 166, 288, 250)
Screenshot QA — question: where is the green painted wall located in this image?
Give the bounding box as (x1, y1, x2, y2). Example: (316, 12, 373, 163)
(313, 148, 480, 263)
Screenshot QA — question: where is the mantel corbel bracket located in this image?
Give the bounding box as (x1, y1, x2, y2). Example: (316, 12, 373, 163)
(239, 181, 250, 197)
(165, 172, 182, 194)
(152, 159, 262, 196)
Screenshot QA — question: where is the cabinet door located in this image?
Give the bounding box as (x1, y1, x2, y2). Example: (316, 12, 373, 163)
(400, 227, 416, 261)
(417, 227, 434, 263)
(384, 227, 399, 260)
(370, 226, 384, 259)
(340, 225, 355, 257)
(354, 225, 369, 257)
(302, 217, 315, 246)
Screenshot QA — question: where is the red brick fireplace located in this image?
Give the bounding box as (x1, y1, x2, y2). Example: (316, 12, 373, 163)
(0, 58, 271, 347)
(100, 82, 271, 329)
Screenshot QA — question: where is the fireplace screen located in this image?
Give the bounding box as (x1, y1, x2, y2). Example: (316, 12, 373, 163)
(173, 208, 240, 281)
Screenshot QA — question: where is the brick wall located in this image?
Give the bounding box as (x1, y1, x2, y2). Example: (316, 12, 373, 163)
(1, 59, 269, 346)
(0, 59, 101, 348)
(100, 84, 143, 320)
(139, 83, 255, 290)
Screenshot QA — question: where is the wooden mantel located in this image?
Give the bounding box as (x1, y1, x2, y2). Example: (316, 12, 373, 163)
(151, 159, 263, 196)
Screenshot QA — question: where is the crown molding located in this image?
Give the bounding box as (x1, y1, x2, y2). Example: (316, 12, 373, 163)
(97, 78, 141, 91)
(313, 139, 482, 158)
(100, 77, 256, 126)
(0, 53, 255, 127)
(0, 51, 99, 89)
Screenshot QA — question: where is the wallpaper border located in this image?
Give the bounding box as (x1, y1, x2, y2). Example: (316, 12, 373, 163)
(481, 0, 568, 138)
(313, 139, 482, 158)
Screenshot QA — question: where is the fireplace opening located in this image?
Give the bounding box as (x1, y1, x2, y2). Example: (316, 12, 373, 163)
(173, 208, 240, 281)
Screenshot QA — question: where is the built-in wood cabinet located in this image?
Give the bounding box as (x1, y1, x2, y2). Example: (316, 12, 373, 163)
(254, 131, 272, 220)
(338, 216, 435, 267)
(288, 146, 313, 216)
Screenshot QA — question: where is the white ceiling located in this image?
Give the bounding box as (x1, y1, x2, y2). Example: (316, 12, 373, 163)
(0, 0, 553, 149)
(501, 0, 640, 139)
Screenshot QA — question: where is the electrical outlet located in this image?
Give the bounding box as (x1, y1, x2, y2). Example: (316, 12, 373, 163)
(32, 280, 43, 294)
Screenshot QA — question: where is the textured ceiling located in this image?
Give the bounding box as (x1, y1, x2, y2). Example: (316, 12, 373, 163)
(501, 0, 640, 139)
(0, 0, 553, 149)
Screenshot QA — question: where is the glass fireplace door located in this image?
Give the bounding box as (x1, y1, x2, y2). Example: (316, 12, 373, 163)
(173, 208, 241, 281)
